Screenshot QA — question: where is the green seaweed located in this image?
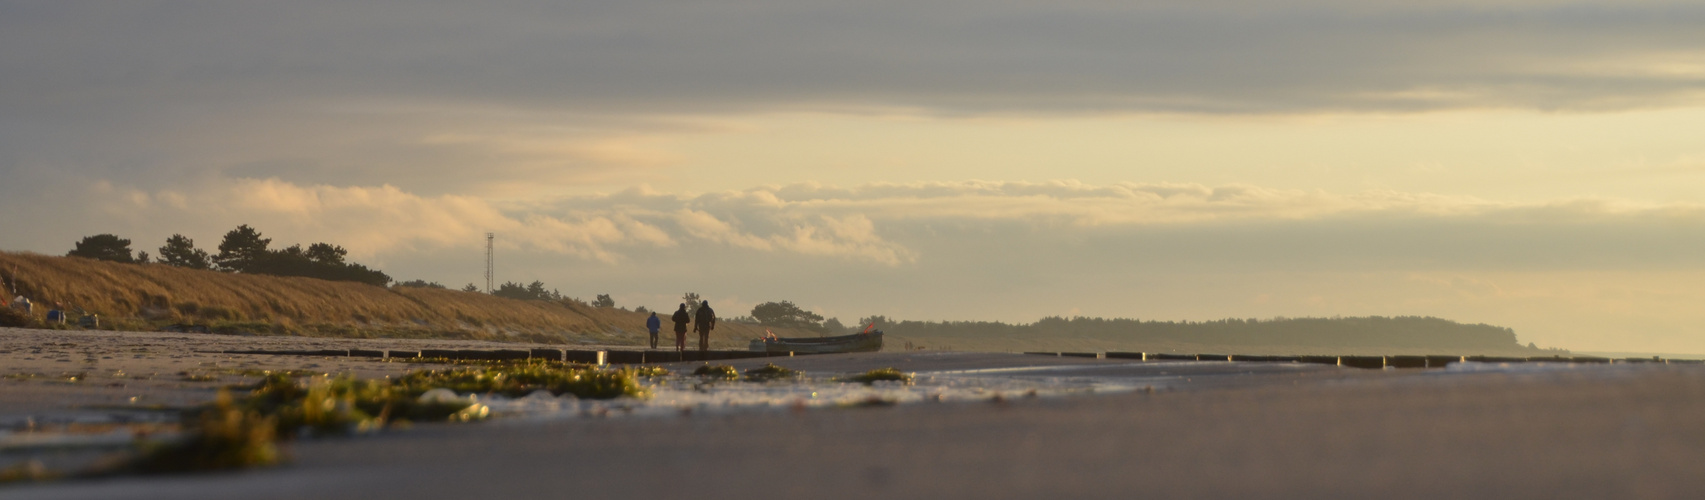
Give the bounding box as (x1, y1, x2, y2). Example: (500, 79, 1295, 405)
(692, 364, 739, 379)
(742, 363, 801, 382)
(0, 460, 59, 484)
(395, 361, 648, 400)
(119, 359, 645, 476)
(845, 367, 913, 385)
(178, 372, 219, 382)
(629, 365, 671, 377)
(236, 372, 490, 439)
(127, 391, 281, 474)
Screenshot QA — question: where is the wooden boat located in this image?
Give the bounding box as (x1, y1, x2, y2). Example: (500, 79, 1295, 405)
(749, 331, 884, 354)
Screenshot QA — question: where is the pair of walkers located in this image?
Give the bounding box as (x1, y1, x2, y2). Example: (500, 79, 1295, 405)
(645, 301, 716, 352)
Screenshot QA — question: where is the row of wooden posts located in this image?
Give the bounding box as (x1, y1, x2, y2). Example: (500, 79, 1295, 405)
(1023, 351, 1702, 369)
(213, 348, 1700, 369)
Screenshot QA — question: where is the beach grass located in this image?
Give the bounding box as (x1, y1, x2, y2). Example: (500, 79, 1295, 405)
(0, 251, 807, 346)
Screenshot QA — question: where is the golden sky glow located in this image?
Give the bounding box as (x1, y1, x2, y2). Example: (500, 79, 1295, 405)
(626, 108, 1705, 201)
(5, 1, 1705, 353)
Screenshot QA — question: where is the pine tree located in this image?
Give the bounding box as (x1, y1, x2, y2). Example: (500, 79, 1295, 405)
(157, 234, 212, 270)
(67, 234, 135, 263)
(213, 225, 271, 272)
(305, 243, 346, 264)
(682, 292, 701, 315)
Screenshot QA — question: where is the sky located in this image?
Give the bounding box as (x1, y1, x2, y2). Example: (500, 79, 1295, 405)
(3, 0, 1704, 352)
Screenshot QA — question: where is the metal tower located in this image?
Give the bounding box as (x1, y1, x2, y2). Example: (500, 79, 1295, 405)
(484, 232, 495, 294)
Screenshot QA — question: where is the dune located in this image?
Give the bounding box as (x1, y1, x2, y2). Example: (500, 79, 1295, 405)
(0, 251, 805, 348)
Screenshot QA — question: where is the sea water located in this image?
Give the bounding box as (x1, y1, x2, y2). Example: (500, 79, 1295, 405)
(475, 365, 1166, 422)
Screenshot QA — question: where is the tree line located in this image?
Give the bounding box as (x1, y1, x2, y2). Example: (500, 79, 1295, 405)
(67, 225, 391, 286)
(729, 303, 1526, 350)
(860, 315, 1525, 350)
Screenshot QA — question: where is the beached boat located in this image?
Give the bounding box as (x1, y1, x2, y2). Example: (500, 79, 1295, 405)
(748, 331, 884, 354)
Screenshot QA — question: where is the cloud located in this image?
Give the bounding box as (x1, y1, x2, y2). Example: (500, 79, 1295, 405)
(10, 176, 1705, 351)
(11, 177, 933, 266)
(5, 0, 1704, 121)
(8, 1, 1704, 203)
(13, 176, 1704, 272)
(659, 180, 1694, 228)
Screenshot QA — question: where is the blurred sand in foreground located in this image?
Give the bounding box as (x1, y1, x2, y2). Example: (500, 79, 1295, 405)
(4, 329, 1704, 499)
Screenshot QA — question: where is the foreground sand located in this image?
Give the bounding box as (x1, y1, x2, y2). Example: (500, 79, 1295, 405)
(5, 328, 1705, 499)
(0, 327, 615, 418)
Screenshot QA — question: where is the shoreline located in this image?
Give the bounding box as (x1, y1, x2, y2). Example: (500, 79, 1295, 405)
(5, 327, 1705, 499)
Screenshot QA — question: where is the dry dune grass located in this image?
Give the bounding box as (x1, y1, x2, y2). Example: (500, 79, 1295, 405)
(0, 251, 802, 347)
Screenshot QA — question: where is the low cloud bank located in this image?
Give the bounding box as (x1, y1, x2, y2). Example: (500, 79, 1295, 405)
(4, 177, 1696, 273)
(4, 177, 1704, 352)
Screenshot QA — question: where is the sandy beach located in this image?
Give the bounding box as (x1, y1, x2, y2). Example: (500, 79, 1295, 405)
(4, 327, 1705, 499)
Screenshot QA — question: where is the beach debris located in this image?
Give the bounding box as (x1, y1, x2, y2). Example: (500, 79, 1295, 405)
(126, 390, 280, 474)
(844, 367, 913, 385)
(741, 363, 801, 382)
(107, 360, 638, 477)
(416, 387, 474, 405)
(693, 364, 739, 380)
(628, 365, 671, 377)
(397, 361, 647, 400)
(178, 371, 218, 382)
(0, 460, 59, 484)
(0, 304, 32, 327)
(841, 395, 897, 408)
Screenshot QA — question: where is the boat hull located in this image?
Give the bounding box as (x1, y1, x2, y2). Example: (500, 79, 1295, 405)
(749, 331, 883, 354)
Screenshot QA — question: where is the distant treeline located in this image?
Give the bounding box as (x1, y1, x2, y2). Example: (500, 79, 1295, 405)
(66, 225, 391, 287)
(872, 315, 1523, 351)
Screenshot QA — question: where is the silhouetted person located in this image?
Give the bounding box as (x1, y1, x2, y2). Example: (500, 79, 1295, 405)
(645, 312, 661, 349)
(694, 300, 716, 352)
(671, 304, 691, 353)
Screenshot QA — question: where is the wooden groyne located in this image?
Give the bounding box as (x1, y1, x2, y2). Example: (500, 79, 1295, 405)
(208, 348, 1703, 368)
(1062, 352, 1703, 369)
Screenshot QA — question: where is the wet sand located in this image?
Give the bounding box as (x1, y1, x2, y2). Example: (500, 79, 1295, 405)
(5, 328, 1705, 499)
(0, 327, 616, 418)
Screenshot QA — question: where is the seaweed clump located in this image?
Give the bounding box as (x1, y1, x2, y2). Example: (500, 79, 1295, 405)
(629, 365, 671, 377)
(127, 391, 280, 473)
(241, 373, 486, 438)
(845, 367, 913, 385)
(122, 360, 646, 476)
(742, 363, 801, 382)
(693, 364, 739, 379)
(396, 361, 647, 400)
(0, 460, 58, 484)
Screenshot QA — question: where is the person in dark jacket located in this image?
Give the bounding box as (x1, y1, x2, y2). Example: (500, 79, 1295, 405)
(645, 312, 662, 349)
(670, 304, 692, 353)
(694, 300, 717, 352)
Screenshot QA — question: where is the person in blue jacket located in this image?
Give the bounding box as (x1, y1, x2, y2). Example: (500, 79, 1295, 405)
(645, 312, 662, 349)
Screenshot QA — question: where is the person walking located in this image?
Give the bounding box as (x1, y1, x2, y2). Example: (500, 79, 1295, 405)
(694, 300, 717, 352)
(645, 312, 662, 349)
(670, 304, 691, 353)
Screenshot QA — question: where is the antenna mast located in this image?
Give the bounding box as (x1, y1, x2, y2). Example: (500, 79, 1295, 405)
(484, 232, 495, 294)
